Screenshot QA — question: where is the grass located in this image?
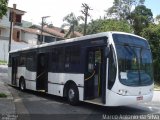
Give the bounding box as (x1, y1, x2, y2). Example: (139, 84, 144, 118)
(0, 60, 7, 65)
(0, 93, 7, 98)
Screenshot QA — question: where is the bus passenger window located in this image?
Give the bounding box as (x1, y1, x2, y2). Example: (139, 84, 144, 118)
(65, 45, 80, 73)
(26, 53, 36, 71)
(65, 47, 70, 70)
(52, 48, 58, 72)
(88, 51, 94, 72)
(19, 56, 25, 66)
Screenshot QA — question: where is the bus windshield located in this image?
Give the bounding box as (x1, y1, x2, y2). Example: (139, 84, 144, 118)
(113, 34, 153, 86)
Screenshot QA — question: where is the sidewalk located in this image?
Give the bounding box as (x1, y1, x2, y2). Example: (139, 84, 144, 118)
(0, 81, 15, 114)
(152, 91, 160, 102)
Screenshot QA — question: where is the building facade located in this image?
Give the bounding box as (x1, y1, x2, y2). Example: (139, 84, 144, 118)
(0, 5, 27, 61)
(0, 5, 83, 61)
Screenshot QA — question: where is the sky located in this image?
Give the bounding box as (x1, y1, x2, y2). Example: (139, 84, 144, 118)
(8, 0, 160, 27)
(145, 0, 160, 17)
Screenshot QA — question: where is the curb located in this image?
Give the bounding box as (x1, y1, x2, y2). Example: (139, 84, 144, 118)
(0, 81, 16, 114)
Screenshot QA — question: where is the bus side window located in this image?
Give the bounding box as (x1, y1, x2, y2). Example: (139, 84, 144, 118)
(65, 45, 81, 73)
(65, 47, 70, 71)
(19, 56, 25, 66)
(57, 48, 64, 72)
(52, 48, 65, 72)
(26, 53, 36, 71)
(70, 45, 80, 72)
(52, 48, 58, 72)
(88, 51, 94, 72)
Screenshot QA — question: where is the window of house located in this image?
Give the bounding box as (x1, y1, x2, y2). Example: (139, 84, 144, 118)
(17, 31, 20, 39)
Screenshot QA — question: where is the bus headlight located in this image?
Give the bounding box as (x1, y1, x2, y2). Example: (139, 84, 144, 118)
(118, 89, 127, 95)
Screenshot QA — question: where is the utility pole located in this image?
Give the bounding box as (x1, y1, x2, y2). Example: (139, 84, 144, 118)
(40, 16, 50, 44)
(8, 4, 16, 52)
(81, 3, 92, 36)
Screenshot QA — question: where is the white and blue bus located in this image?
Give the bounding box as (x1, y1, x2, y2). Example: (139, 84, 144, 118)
(8, 32, 154, 106)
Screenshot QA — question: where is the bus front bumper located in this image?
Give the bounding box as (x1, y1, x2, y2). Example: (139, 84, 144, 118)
(105, 90, 153, 106)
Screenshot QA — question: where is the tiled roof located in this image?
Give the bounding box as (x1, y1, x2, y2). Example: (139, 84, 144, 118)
(22, 28, 51, 36)
(30, 25, 83, 38)
(73, 31, 83, 37)
(8, 7, 26, 13)
(43, 27, 65, 38)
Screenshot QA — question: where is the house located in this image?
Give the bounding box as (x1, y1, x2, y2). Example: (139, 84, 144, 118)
(21, 27, 58, 45)
(0, 4, 83, 61)
(0, 4, 30, 61)
(30, 25, 83, 41)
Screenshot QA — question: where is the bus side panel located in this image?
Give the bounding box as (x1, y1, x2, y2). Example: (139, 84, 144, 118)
(24, 51, 37, 91)
(25, 80, 36, 91)
(47, 73, 84, 101)
(25, 69, 36, 91)
(16, 67, 25, 87)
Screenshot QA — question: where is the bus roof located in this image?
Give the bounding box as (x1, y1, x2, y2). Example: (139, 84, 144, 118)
(9, 31, 146, 53)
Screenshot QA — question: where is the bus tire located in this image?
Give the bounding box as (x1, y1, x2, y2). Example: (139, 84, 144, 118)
(19, 78, 26, 91)
(67, 83, 79, 105)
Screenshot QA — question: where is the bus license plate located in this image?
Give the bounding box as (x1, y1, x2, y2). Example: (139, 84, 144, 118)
(137, 96, 143, 101)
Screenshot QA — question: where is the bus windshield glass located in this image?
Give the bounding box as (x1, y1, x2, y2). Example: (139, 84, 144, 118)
(113, 34, 153, 86)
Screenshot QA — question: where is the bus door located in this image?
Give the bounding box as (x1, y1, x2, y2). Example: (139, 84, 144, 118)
(36, 53, 48, 92)
(84, 47, 106, 104)
(12, 57, 18, 85)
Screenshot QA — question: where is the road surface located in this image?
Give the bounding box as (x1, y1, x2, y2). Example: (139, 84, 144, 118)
(0, 65, 160, 120)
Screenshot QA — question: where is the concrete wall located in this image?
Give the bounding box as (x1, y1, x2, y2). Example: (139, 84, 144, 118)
(0, 28, 10, 38)
(11, 41, 32, 51)
(0, 40, 9, 61)
(0, 9, 35, 61)
(0, 10, 10, 28)
(0, 40, 33, 61)
(21, 31, 37, 45)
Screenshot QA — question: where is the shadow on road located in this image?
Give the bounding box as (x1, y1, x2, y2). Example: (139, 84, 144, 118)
(10, 86, 156, 115)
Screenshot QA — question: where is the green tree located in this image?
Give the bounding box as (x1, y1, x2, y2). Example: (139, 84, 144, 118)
(129, 5, 153, 35)
(86, 19, 133, 35)
(106, 0, 145, 20)
(141, 23, 160, 83)
(155, 14, 160, 23)
(0, 0, 8, 19)
(62, 12, 84, 38)
(75, 23, 85, 33)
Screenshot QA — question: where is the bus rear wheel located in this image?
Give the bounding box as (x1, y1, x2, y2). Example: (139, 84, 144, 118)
(19, 78, 26, 91)
(67, 84, 79, 105)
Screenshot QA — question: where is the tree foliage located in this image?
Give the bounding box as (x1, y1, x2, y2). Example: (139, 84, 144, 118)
(141, 23, 160, 82)
(74, 1, 159, 85)
(85, 19, 133, 35)
(106, 0, 145, 20)
(0, 0, 8, 19)
(155, 14, 160, 23)
(129, 5, 153, 35)
(62, 12, 84, 38)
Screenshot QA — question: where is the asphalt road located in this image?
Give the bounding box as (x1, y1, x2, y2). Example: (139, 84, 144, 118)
(0, 65, 160, 120)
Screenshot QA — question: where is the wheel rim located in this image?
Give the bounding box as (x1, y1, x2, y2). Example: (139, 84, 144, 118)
(68, 89, 75, 100)
(21, 81, 24, 90)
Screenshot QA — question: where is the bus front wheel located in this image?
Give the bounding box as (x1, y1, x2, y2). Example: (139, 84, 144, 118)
(67, 83, 79, 105)
(19, 78, 26, 91)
